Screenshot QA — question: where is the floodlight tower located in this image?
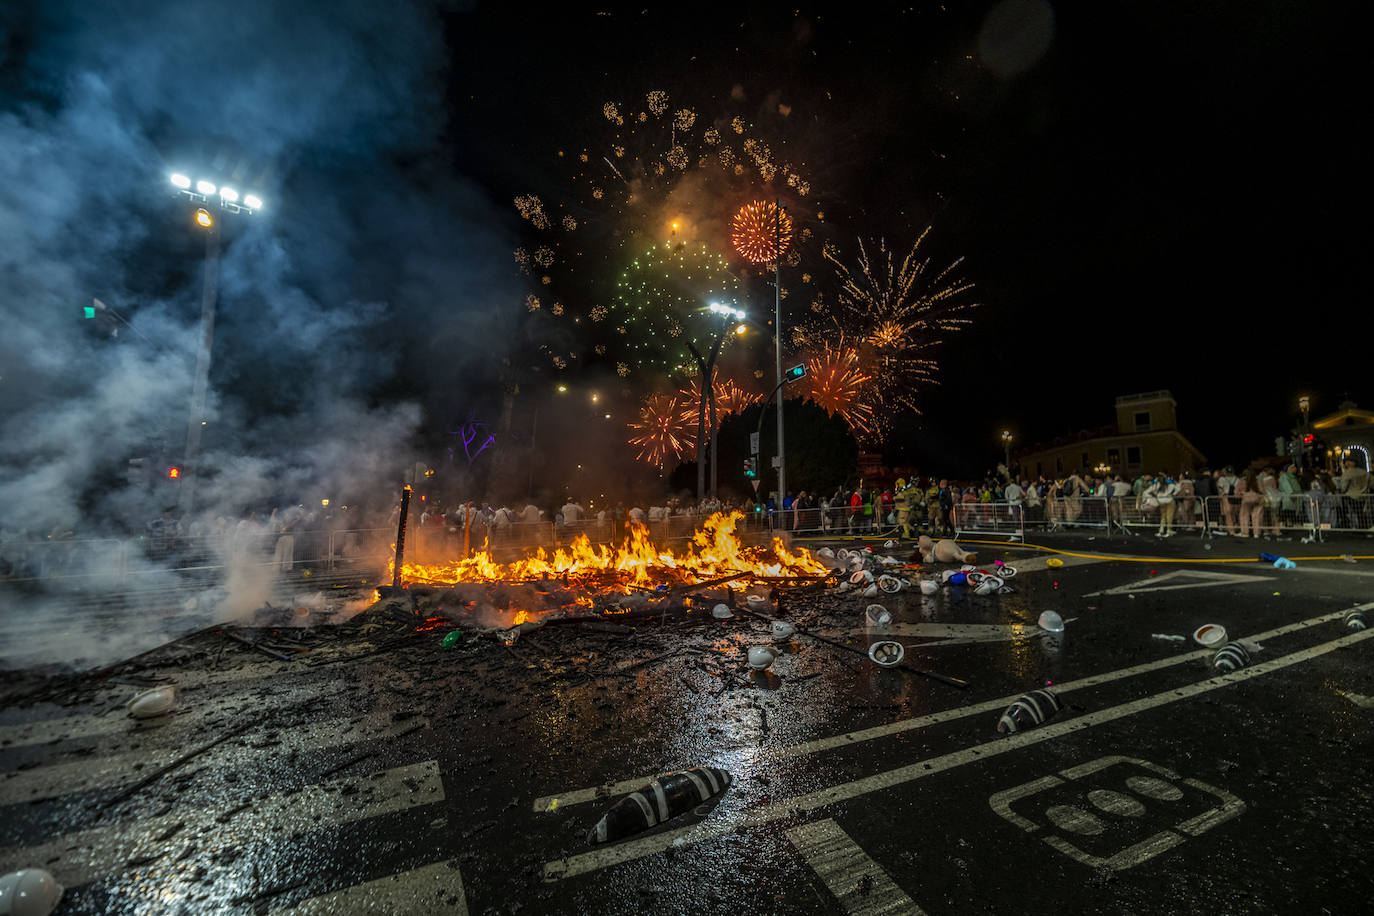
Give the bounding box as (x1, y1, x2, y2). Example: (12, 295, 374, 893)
(167, 172, 264, 515)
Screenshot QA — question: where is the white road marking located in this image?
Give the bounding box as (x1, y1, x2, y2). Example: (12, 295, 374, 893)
(542, 626, 1374, 881)
(0, 711, 427, 804)
(531, 605, 1367, 813)
(1337, 690, 1374, 708)
(990, 755, 1245, 870)
(787, 818, 925, 915)
(0, 759, 444, 888)
(1083, 569, 1272, 597)
(272, 859, 468, 915)
(879, 623, 1035, 647)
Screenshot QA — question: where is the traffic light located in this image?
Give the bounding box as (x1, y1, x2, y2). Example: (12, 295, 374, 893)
(784, 364, 807, 382)
(744, 457, 758, 478)
(1303, 434, 1314, 445)
(167, 466, 181, 479)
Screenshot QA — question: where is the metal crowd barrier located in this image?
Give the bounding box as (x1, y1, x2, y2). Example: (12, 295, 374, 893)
(1042, 496, 1110, 531)
(953, 502, 1025, 541)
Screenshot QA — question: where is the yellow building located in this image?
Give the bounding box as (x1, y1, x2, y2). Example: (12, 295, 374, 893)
(1312, 400, 1374, 471)
(1015, 391, 1206, 480)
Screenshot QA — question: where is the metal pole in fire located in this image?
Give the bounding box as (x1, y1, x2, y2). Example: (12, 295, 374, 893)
(774, 198, 786, 527)
(392, 485, 412, 590)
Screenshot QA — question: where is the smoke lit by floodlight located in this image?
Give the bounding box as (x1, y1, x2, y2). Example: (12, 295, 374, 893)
(170, 173, 191, 189)
(195, 180, 216, 195)
(219, 187, 238, 203)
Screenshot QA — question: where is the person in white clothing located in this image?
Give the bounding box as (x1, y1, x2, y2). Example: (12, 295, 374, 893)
(1143, 472, 1180, 537)
(561, 500, 582, 523)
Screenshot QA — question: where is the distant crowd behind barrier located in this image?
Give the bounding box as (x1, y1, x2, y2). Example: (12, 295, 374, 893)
(5, 457, 1370, 584)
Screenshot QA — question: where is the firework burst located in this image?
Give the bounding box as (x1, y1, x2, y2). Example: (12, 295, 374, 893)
(820, 230, 977, 436)
(802, 342, 876, 439)
(731, 200, 792, 264)
(628, 393, 697, 470)
(674, 378, 762, 428)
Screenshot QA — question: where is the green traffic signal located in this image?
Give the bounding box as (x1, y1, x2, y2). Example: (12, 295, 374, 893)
(785, 364, 806, 381)
(83, 306, 96, 319)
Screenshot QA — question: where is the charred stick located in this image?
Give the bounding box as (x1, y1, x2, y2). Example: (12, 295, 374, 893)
(99, 720, 255, 812)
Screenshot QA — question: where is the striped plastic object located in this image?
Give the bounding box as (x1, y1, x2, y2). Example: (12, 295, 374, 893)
(997, 689, 1062, 734)
(586, 767, 732, 845)
(1211, 641, 1252, 673)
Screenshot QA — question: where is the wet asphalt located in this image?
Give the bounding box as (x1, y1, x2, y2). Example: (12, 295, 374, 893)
(2, 527, 1372, 915)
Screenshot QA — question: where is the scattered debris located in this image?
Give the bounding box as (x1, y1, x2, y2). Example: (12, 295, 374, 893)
(867, 641, 904, 667)
(747, 647, 778, 670)
(1212, 640, 1258, 674)
(1192, 624, 1226, 647)
(1046, 558, 1064, 568)
(1037, 611, 1064, 633)
(864, 605, 892, 627)
(0, 868, 63, 916)
(440, 630, 463, 647)
(1151, 633, 1187, 642)
(997, 689, 1063, 734)
(587, 767, 731, 845)
(125, 685, 176, 719)
(1346, 609, 1367, 631)
(770, 621, 796, 641)
(1341, 554, 1357, 564)
(712, 603, 734, 619)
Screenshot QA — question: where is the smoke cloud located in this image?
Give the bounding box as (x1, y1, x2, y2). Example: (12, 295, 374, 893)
(0, 0, 519, 667)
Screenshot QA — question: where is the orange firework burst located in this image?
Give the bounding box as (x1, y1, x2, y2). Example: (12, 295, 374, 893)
(803, 343, 876, 438)
(674, 379, 762, 427)
(628, 394, 697, 470)
(731, 201, 792, 264)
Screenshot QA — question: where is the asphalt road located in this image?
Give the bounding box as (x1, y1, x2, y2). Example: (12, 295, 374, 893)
(2, 529, 1372, 914)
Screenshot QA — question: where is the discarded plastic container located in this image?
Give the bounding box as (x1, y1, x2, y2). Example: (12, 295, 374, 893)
(746, 595, 770, 610)
(1046, 558, 1064, 568)
(862, 584, 880, 598)
(1192, 624, 1226, 647)
(0, 869, 63, 916)
(877, 575, 903, 594)
(1272, 557, 1296, 569)
(868, 641, 904, 666)
(1345, 609, 1367, 631)
(712, 603, 734, 619)
(998, 565, 1017, 579)
(836, 549, 851, 560)
(748, 647, 778, 669)
(975, 576, 1005, 596)
(919, 579, 939, 595)
(884, 539, 897, 548)
(771, 620, 797, 641)
(1258, 552, 1279, 563)
(850, 570, 875, 585)
(125, 686, 175, 719)
(1037, 611, 1065, 633)
(864, 604, 892, 626)
(1212, 641, 1252, 673)
(440, 630, 463, 648)
(587, 767, 731, 845)
(997, 689, 1062, 734)
(817, 547, 835, 559)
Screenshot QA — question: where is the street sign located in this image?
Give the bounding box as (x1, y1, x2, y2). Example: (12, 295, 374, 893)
(751, 479, 762, 494)
(749, 432, 760, 454)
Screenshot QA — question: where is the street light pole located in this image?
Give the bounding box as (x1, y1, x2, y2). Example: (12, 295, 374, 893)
(178, 221, 220, 516)
(1000, 430, 1013, 476)
(774, 198, 786, 518)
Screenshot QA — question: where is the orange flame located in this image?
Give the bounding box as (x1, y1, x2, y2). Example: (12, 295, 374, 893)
(389, 512, 824, 593)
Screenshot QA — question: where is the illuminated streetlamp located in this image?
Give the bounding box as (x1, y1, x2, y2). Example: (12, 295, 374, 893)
(1000, 430, 1013, 470)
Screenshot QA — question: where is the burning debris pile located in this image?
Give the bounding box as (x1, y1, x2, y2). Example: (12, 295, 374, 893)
(379, 512, 832, 640)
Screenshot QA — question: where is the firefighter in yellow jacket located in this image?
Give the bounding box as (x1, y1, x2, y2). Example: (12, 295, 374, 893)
(894, 478, 915, 539)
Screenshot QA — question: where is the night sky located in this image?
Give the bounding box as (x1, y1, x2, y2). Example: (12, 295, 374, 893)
(1, 1, 1367, 531)
(444, 1, 1365, 473)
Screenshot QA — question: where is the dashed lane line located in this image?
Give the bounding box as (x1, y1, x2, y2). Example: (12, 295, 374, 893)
(542, 626, 1374, 881)
(787, 818, 925, 915)
(0, 711, 427, 804)
(531, 604, 1370, 813)
(0, 759, 444, 888)
(271, 859, 468, 915)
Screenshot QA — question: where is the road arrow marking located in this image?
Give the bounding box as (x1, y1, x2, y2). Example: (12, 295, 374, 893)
(1084, 569, 1272, 597)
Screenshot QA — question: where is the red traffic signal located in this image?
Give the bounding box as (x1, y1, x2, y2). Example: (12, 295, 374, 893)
(167, 467, 181, 479)
(1303, 434, 1314, 444)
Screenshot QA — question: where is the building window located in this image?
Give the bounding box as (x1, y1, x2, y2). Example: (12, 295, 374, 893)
(1127, 446, 1142, 466)
(1107, 448, 1121, 466)
(1134, 411, 1151, 431)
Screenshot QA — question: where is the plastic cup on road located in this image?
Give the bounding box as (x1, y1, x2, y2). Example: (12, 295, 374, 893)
(1037, 610, 1065, 633)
